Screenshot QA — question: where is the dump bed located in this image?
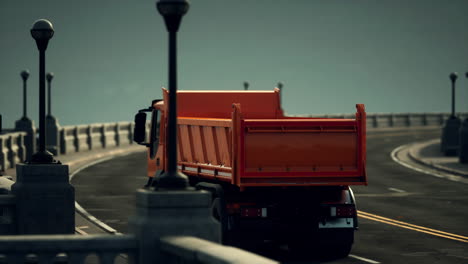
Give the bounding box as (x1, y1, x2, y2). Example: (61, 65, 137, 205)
(166, 89, 367, 188)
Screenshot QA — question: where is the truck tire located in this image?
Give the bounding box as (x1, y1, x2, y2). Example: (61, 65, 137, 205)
(211, 197, 229, 244)
(195, 183, 229, 244)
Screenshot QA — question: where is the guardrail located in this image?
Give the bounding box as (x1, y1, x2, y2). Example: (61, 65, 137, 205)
(60, 122, 134, 155)
(3, 112, 467, 173)
(0, 131, 26, 173)
(160, 236, 278, 264)
(0, 234, 137, 264)
(0, 121, 144, 173)
(0, 234, 278, 264)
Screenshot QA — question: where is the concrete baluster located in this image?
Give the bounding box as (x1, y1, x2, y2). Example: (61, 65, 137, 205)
(0, 135, 9, 172)
(73, 126, 79, 152)
(114, 122, 120, 146)
(100, 124, 106, 148)
(85, 125, 92, 151)
(59, 128, 66, 154)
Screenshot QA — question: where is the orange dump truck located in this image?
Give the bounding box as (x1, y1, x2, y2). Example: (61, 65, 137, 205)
(134, 88, 367, 256)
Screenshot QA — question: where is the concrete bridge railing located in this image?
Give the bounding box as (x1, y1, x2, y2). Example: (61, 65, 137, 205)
(0, 234, 277, 264)
(0, 121, 144, 173)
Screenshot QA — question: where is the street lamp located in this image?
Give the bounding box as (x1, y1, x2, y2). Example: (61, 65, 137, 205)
(277, 81, 283, 103)
(20, 70, 30, 119)
(441, 72, 461, 156)
(243, 81, 249, 90)
(30, 19, 55, 163)
(449, 72, 457, 118)
(156, 0, 189, 188)
(46, 72, 54, 117)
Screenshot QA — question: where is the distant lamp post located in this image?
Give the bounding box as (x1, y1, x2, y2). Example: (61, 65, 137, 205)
(441, 72, 461, 156)
(156, 0, 190, 188)
(46, 72, 54, 117)
(30, 19, 55, 163)
(449, 72, 457, 118)
(459, 72, 468, 163)
(277, 81, 283, 103)
(20, 70, 30, 119)
(243, 81, 249, 90)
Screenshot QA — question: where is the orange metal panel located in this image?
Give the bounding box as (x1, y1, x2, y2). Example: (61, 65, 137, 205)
(216, 127, 231, 167)
(191, 125, 207, 163)
(178, 118, 231, 127)
(203, 126, 219, 165)
(244, 132, 357, 172)
(178, 125, 193, 162)
(172, 89, 283, 119)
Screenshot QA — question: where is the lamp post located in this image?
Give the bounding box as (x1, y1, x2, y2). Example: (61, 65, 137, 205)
(277, 81, 283, 104)
(46, 72, 54, 117)
(450, 72, 457, 118)
(156, 0, 189, 188)
(30, 19, 55, 163)
(243, 81, 249, 90)
(441, 72, 461, 156)
(21, 70, 30, 119)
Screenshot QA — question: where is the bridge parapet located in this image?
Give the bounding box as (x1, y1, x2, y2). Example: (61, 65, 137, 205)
(1, 113, 467, 173)
(0, 131, 27, 173)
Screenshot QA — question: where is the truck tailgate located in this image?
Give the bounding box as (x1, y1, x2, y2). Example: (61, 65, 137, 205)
(237, 106, 366, 187)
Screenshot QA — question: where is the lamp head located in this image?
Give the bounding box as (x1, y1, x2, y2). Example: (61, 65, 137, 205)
(449, 72, 458, 82)
(31, 19, 54, 50)
(243, 81, 249, 90)
(20, 70, 30, 81)
(156, 0, 190, 32)
(46, 72, 54, 82)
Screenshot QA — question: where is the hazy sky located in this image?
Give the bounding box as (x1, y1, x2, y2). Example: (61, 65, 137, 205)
(1, 0, 467, 127)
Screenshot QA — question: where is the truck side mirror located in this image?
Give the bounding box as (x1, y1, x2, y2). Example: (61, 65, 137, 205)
(134, 112, 148, 145)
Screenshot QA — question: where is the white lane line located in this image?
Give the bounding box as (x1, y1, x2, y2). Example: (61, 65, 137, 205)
(70, 155, 128, 235)
(390, 144, 468, 184)
(388, 187, 406, 193)
(349, 254, 381, 263)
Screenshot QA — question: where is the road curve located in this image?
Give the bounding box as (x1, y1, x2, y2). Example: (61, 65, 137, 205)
(72, 127, 468, 264)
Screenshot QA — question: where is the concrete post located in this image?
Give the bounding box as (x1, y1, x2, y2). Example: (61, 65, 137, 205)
(441, 73, 461, 156)
(460, 119, 468, 163)
(11, 163, 74, 234)
(441, 117, 461, 156)
(15, 119, 36, 161)
(45, 116, 60, 155)
(129, 188, 220, 264)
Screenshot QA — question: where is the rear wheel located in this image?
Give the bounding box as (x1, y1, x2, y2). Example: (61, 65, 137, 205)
(211, 197, 228, 243)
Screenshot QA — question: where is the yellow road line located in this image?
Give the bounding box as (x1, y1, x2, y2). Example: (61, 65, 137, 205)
(358, 211, 468, 243)
(359, 211, 468, 240)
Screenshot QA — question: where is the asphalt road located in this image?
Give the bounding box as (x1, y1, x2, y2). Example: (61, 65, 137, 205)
(72, 128, 468, 264)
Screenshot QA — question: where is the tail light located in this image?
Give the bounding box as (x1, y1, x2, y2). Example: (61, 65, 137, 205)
(330, 205, 356, 217)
